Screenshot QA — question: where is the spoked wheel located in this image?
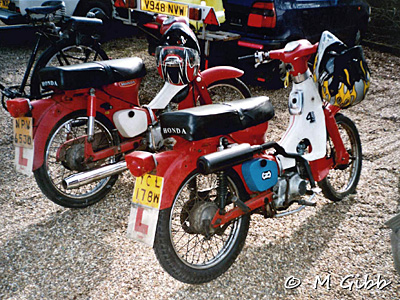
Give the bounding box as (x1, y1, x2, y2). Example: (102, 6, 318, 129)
(318, 113, 362, 201)
(205, 78, 251, 104)
(45, 44, 107, 66)
(153, 170, 250, 284)
(30, 38, 108, 97)
(33, 111, 118, 208)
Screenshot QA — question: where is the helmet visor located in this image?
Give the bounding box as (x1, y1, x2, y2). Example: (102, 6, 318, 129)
(156, 46, 200, 85)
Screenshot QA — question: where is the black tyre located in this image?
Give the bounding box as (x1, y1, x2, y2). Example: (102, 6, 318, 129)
(153, 170, 250, 284)
(390, 230, 400, 275)
(386, 214, 400, 275)
(74, 0, 112, 20)
(30, 38, 108, 97)
(205, 78, 251, 104)
(33, 111, 118, 208)
(318, 113, 362, 201)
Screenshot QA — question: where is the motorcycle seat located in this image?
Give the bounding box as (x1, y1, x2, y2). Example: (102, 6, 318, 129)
(160, 96, 274, 141)
(25, 1, 65, 16)
(38, 57, 147, 91)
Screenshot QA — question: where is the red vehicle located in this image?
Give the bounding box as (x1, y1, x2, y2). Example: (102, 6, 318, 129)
(125, 31, 370, 283)
(6, 20, 250, 208)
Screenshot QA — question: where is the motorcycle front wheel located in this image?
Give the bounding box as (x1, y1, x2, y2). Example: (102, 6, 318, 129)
(318, 113, 362, 201)
(153, 170, 250, 284)
(204, 78, 251, 104)
(33, 111, 119, 208)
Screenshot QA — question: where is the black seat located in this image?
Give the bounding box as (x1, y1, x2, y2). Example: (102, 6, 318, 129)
(160, 96, 275, 141)
(25, 0, 65, 15)
(38, 57, 147, 91)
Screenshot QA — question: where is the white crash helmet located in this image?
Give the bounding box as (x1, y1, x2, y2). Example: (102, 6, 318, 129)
(314, 31, 370, 108)
(156, 22, 201, 85)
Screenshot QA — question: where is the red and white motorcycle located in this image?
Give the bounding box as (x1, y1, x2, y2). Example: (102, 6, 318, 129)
(124, 31, 370, 283)
(6, 20, 250, 208)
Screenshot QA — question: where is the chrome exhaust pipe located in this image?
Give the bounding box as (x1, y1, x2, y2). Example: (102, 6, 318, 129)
(62, 161, 128, 190)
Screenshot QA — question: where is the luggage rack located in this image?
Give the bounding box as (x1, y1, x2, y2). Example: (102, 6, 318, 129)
(198, 30, 241, 57)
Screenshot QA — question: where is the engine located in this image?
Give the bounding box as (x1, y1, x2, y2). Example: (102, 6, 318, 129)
(272, 172, 308, 210)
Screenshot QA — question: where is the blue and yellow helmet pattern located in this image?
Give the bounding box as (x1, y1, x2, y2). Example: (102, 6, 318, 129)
(314, 31, 370, 109)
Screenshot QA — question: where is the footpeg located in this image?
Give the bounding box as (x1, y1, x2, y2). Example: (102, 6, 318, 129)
(295, 192, 317, 206)
(231, 196, 250, 213)
(296, 199, 316, 206)
(275, 192, 317, 218)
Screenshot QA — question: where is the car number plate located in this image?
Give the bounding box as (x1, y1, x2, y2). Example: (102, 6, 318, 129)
(0, 0, 10, 9)
(127, 174, 164, 247)
(141, 0, 188, 17)
(13, 117, 33, 149)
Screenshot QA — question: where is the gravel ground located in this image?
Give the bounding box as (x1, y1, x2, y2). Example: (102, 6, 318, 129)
(0, 33, 399, 299)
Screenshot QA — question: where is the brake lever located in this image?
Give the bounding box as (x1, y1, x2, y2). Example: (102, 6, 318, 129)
(238, 51, 270, 68)
(254, 51, 270, 68)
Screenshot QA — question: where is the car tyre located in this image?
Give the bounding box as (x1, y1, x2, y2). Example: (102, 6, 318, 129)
(74, 0, 112, 21)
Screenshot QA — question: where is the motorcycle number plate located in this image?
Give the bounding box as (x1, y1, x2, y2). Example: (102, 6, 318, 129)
(13, 117, 33, 149)
(127, 174, 164, 247)
(13, 117, 34, 176)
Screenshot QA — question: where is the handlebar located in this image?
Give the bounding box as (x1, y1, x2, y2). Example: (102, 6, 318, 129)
(238, 54, 256, 61)
(238, 40, 318, 75)
(238, 51, 271, 69)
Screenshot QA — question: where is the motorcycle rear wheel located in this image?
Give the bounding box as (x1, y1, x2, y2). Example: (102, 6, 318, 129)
(318, 113, 362, 201)
(33, 111, 118, 208)
(153, 170, 250, 284)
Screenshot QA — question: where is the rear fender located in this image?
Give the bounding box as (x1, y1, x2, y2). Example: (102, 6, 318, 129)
(156, 140, 267, 210)
(154, 150, 194, 210)
(155, 137, 221, 210)
(154, 122, 269, 208)
(31, 88, 137, 171)
(31, 97, 87, 171)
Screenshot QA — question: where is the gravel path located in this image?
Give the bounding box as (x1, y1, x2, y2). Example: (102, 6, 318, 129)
(0, 34, 399, 299)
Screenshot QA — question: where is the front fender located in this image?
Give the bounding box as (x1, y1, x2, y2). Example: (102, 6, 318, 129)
(177, 66, 245, 109)
(201, 66, 244, 86)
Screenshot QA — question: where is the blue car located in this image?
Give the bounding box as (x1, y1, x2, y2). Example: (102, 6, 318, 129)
(209, 0, 370, 87)
(222, 0, 370, 49)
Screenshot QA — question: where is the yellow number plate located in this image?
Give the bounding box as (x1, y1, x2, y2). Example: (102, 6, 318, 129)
(132, 174, 164, 209)
(0, 0, 10, 9)
(141, 0, 188, 17)
(13, 117, 33, 149)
